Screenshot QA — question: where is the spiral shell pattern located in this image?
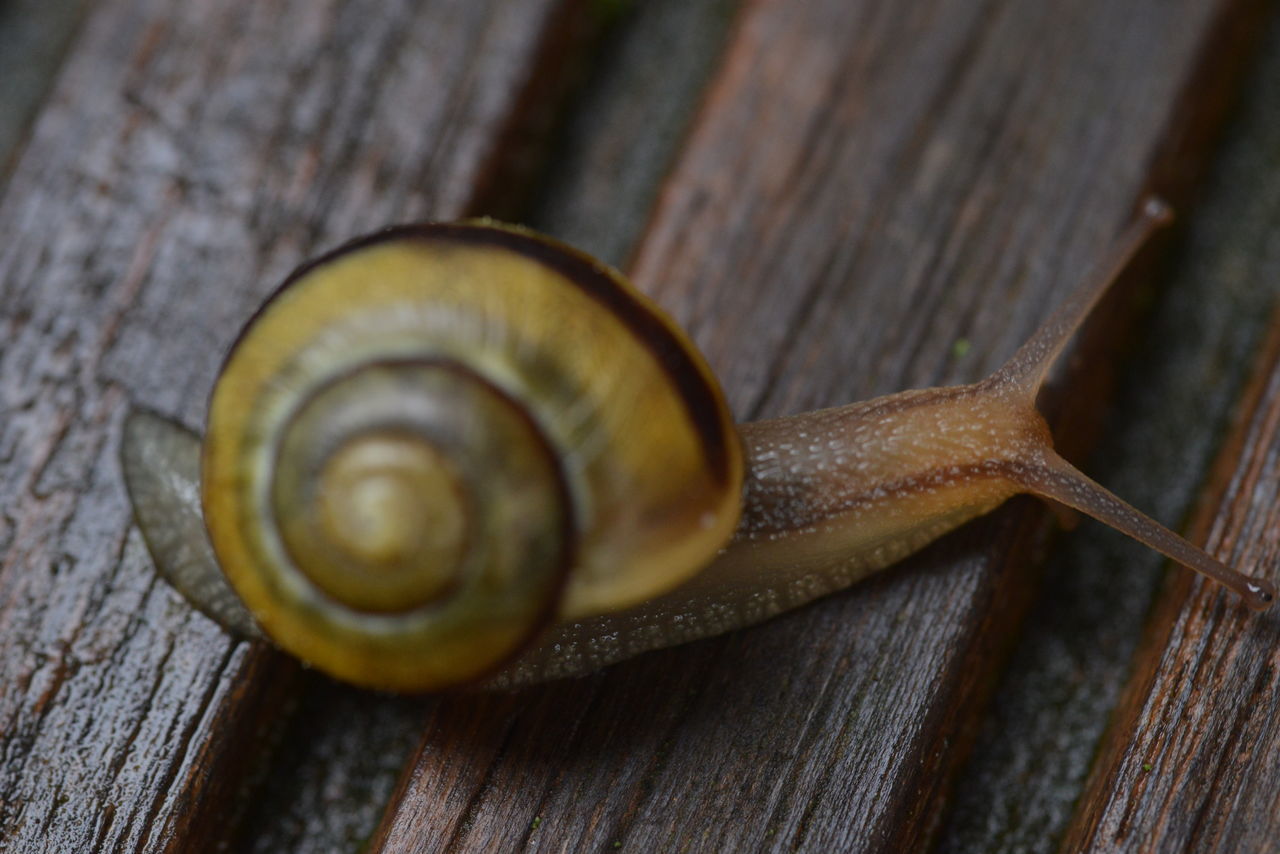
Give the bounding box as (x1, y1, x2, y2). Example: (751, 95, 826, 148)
(201, 222, 743, 691)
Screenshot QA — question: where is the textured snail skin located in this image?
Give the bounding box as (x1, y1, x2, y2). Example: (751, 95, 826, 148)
(122, 200, 1275, 693)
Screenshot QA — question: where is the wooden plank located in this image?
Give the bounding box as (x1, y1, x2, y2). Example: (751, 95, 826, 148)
(937, 6, 1280, 850)
(1059, 16, 1280, 848)
(1063, 309, 1280, 853)
(526, 0, 740, 267)
(0, 0, 91, 178)
(0, 0, 582, 850)
(230, 3, 740, 851)
(371, 1, 1271, 851)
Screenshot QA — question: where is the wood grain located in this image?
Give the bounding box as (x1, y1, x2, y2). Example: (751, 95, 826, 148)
(371, 1, 1272, 851)
(0, 0, 582, 849)
(1062, 312, 1280, 853)
(939, 7, 1280, 849)
(0, 0, 91, 178)
(526, 0, 739, 267)
(1060, 16, 1280, 847)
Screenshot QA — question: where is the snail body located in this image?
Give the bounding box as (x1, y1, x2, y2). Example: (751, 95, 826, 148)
(122, 200, 1275, 693)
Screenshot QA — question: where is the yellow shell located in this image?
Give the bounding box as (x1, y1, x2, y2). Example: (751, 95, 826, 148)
(201, 222, 744, 691)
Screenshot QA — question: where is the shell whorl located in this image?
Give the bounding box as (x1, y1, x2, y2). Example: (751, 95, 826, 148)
(201, 222, 744, 691)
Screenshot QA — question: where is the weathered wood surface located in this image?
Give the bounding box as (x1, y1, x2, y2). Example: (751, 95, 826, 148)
(3, 0, 1280, 852)
(1057, 15, 1280, 846)
(938, 8, 1280, 850)
(371, 1, 1274, 852)
(0, 0, 90, 178)
(0, 0, 591, 850)
(1062, 322, 1280, 851)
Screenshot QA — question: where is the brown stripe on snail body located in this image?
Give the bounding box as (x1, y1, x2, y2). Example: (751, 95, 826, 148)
(121, 201, 1275, 694)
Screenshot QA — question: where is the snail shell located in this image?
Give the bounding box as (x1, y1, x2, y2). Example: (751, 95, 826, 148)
(199, 223, 742, 691)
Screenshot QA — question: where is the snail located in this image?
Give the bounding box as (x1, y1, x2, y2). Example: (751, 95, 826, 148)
(121, 197, 1276, 693)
